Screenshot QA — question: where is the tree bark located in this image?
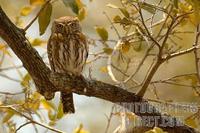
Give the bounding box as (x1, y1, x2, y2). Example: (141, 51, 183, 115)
(0, 6, 198, 133)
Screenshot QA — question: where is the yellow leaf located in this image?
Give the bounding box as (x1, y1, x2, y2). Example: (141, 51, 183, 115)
(145, 127, 168, 133)
(20, 6, 33, 16)
(30, 0, 44, 5)
(103, 47, 113, 55)
(2, 111, 15, 123)
(75, 0, 85, 9)
(99, 66, 108, 73)
(21, 73, 31, 87)
(185, 118, 198, 128)
(74, 124, 89, 133)
(41, 99, 56, 111)
(31, 38, 46, 46)
(95, 26, 108, 41)
(78, 7, 86, 21)
(0, 44, 11, 56)
(38, 3, 52, 35)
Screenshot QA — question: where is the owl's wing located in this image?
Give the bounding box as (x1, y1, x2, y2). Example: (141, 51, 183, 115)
(47, 36, 56, 72)
(78, 32, 88, 60)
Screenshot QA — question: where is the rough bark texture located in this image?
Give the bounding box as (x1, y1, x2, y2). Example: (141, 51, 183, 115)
(0, 6, 198, 133)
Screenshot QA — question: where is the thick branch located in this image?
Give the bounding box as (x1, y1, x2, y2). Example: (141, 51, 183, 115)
(0, 6, 198, 133)
(0, 6, 56, 100)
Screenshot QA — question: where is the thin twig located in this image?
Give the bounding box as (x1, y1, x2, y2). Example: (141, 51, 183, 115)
(24, 0, 51, 31)
(164, 45, 200, 60)
(103, 12, 121, 39)
(0, 106, 65, 133)
(0, 73, 21, 82)
(194, 24, 200, 83)
(15, 122, 32, 133)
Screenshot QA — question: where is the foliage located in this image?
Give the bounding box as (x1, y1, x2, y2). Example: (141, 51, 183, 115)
(1, 0, 200, 132)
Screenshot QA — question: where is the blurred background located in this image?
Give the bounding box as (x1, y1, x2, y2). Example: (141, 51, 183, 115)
(0, 0, 199, 132)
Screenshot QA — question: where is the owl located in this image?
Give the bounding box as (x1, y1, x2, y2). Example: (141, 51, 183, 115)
(47, 16, 88, 113)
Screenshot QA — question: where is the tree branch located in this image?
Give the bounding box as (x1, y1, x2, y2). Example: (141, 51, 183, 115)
(0, 6, 198, 133)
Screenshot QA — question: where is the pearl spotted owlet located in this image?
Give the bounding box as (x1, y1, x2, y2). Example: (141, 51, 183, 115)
(47, 16, 88, 113)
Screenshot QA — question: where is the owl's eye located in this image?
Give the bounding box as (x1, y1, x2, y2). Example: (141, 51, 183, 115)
(71, 23, 78, 28)
(57, 24, 64, 29)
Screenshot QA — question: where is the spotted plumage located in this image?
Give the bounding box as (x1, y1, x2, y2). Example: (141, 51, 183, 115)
(47, 16, 88, 113)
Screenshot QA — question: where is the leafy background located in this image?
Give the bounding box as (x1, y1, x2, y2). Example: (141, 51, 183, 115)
(0, 0, 200, 133)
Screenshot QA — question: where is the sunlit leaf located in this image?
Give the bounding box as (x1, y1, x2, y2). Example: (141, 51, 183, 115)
(145, 127, 168, 133)
(41, 99, 57, 111)
(30, 0, 44, 5)
(78, 8, 86, 21)
(31, 38, 46, 46)
(38, 3, 52, 35)
(106, 3, 119, 9)
(103, 47, 113, 55)
(95, 26, 108, 41)
(0, 44, 11, 56)
(75, 0, 85, 8)
(185, 118, 198, 128)
(74, 124, 89, 133)
(20, 6, 33, 16)
(99, 66, 108, 73)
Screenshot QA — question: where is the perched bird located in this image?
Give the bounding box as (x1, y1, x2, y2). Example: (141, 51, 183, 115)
(47, 16, 88, 113)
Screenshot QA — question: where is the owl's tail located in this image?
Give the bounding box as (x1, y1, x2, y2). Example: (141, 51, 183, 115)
(61, 92, 75, 113)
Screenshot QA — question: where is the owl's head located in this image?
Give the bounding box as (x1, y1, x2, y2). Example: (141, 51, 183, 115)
(52, 16, 81, 34)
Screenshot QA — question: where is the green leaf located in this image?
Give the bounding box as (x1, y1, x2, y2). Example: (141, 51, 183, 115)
(57, 102, 64, 119)
(38, 3, 52, 35)
(48, 110, 57, 121)
(62, 0, 79, 14)
(95, 26, 108, 41)
(174, 0, 178, 8)
(113, 15, 121, 23)
(103, 47, 113, 55)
